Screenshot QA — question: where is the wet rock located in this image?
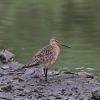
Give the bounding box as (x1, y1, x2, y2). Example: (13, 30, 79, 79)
(0, 70, 5, 77)
(63, 71, 75, 74)
(13, 76, 23, 82)
(79, 96, 85, 100)
(68, 93, 73, 96)
(17, 88, 24, 91)
(96, 83, 100, 85)
(61, 89, 66, 95)
(17, 93, 26, 96)
(1, 65, 10, 69)
(92, 89, 100, 99)
(48, 70, 60, 76)
(0, 74, 4, 77)
(0, 68, 7, 75)
(1, 85, 13, 92)
(57, 79, 61, 84)
(0, 92, 12, 100)
(33, 89, 39, 93)
(0, 54, 6, 64)
(23, 89, 32, 96)
(43, 98, 50, 100)
(33, 92, 43, 99)
(32, 95, 39, 100)
(0, 49, 15, 63)
(0, 61, 100, 100)
(13, 76, 24, 82)
(77, 72, 94, 79)
(55, 95, 62, 99)
(21, 67, 43, 80)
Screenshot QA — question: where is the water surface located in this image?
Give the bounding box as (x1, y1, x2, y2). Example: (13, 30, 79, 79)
(0, 0, 100, 75)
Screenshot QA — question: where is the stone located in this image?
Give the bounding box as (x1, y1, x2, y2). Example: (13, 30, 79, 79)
(55, 95, 62, 99)
(0, 49, 15, 63)
(77, 72, 94, 79)
(1, 85, 13, 92)
(92, 89, 100, 99)
(23, 88, 32, 96)
(79, 96, 85, 100)
(1, 65, 10, 69)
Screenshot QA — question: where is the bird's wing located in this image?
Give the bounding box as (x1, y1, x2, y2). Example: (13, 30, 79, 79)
(24, 45, 54, 68)
(16, 45, 53, 71)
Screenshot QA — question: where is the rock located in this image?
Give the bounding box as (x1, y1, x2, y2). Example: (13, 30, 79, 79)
(0, 54, 6, 64)
(22, 67, 43, 80)
(32, 95, 39, 100)
(63, 71, 74, 74)
(0, 68, 6, 76)
(55, 95, 62, 99)
(0, 61, 100, 100)
(33, 89, 39, 93)
(79, 96, 85, 100)
(43, 97, 50, 100)
(1, 85, 13, 92)
(1, 65, 10, 69)
(23, 89, 32, 96)
(96, 83, 100, 85)
(68, 93, 73, 96)
(48, 70, 60, 76)
(92, 89, 100, 99)
(0, 92, 12, 100)
(61, 89, 66, 95)
(0, 49, 15, 63)
(13, 77, 24, 82)
(77, 72, 94, 79)
(17, 88, 24, 91)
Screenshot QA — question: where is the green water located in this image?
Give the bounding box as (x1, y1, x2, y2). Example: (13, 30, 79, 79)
(0, 0, 100, 76)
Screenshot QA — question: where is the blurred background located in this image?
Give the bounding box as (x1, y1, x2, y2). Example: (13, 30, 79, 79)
(0, 0, 100, 75)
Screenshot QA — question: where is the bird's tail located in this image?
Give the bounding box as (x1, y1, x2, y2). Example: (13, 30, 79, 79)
(16, 63, 40, 71)
(23, 63, 39, 68)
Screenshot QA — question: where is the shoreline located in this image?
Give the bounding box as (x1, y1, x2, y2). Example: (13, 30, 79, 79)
(0, 61, 100, 100)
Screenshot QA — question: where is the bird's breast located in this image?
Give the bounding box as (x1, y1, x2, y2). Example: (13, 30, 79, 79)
(49, 45, 60, 65)
(54, 45, 60, 60)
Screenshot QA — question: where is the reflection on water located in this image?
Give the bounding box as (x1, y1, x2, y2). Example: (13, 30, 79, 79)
(0, 0, 100, 75)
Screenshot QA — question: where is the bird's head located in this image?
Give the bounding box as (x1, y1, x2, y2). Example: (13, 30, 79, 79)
(50, 37, 59, 46)
(50, 37, 71, 48)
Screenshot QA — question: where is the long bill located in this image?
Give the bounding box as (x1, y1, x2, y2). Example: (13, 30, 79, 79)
(60, 43, 71, 48)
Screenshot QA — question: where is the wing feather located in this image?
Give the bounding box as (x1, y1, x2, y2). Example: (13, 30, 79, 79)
(25, 45, 55, 67)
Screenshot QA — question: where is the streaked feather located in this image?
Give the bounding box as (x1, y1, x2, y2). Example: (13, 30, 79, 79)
(24, 44, 58, 68)
(17, 37, 60, 81)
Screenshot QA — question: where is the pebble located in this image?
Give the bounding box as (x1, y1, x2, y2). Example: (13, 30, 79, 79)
(1, 65, 10, 69)
(92, 89, 100, 99)
(79, 96, 85, 100)
(0, 61, 100, 100)
(1, 85, 13, 92)
(55, 95, 62, 99)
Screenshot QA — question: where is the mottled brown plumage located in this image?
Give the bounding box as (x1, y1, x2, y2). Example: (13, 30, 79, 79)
(20, 37, 70, 81)
(26, 38, 60, 67)
(22, 37, 60, 81)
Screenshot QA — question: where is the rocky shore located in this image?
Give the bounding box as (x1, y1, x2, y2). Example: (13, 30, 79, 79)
(0, 61, 100, 100)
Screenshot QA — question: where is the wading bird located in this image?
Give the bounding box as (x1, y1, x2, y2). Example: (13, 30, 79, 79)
(20, 37, 70, 81)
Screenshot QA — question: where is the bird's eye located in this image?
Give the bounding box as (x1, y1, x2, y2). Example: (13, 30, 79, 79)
(55, 40, 58, 43)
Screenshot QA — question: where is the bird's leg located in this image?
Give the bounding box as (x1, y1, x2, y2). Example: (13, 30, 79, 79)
(43, 68, 46, 81)
(43, 68, 46, 75)
(45, 68, 48, 81)
(44, 68, 48, 81)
